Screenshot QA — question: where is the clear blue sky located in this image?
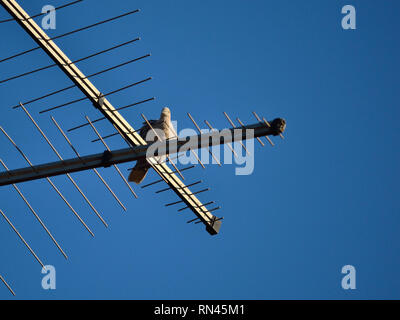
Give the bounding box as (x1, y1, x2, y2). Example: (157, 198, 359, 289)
(0, 0, 399, 299)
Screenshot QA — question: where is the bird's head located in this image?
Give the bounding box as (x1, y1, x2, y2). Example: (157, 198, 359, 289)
(160, 107, 171, 120)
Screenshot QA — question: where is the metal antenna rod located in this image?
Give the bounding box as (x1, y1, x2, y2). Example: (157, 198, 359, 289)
(0, 209, 44, 268)
(146, 153, 185, 174)
(92, 132, 122, 143)
(95, 124, 142, 146)
(165, 188, 210, 207)
(0, 0, 83, 24)
(251, 111, 273, 144)
(51, 116, 127, 211)
(141, 113, 185, 180)
(133, 152, 185, 170)
(156, 181, 202, 194)
(168, 118, 205, 169)
(160, 153, 185, 165)
(0, 275, 15, 296)
(112, 125, 143, 153)
(142, 165, 196, 189)
(223, 112, 250, 155)
(187, 113, 222, 166)
(204, 120, 238, 159)
(12, 55, 151, 109)
(179, 201, 215, 212)
(141, 179, 164, 189)
(237, 117, 266, 147)
(67, 98, 155, 132)
(0, 37, 141, 85)
(0, 126, 94, 237)
(189, 188, 211, 196)
(187, 217, 201, 224)
(195, 215, 223, 224)
(92, 130, 137, 143)
(165, 200, 186, 207)
(85, 116, 138, 199)
(19, 104, 109, 227)
(0, 159, 68, 259)
(40, 77, 152, 114)
(206, 207, 222, 213)
(50, 9, 139, 41)
(0, 8, 140, 64)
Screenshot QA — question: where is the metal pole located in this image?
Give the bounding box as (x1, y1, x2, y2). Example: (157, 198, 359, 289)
(0, 275, 16, 296)
(0, 126, 94, 237)
(0, 209, 44, 268)
(19, 103, 109, 228)
(85, 116, 138, 199)
(0, 159, 68, 259)
(51, 116, 127, 211)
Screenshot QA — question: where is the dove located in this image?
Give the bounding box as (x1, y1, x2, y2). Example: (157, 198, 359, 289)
(128, 107, 173, 184)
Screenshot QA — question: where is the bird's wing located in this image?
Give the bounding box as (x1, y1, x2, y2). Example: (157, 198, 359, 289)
(139, 119, 159, 141)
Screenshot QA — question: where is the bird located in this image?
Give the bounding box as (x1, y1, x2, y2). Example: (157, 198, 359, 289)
(128, 107, 173, 184)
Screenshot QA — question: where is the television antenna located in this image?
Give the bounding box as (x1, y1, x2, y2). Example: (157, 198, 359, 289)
(0, 0, 286, 296)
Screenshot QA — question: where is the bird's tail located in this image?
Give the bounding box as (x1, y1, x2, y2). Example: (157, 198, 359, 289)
(128, 167, 149, 184)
